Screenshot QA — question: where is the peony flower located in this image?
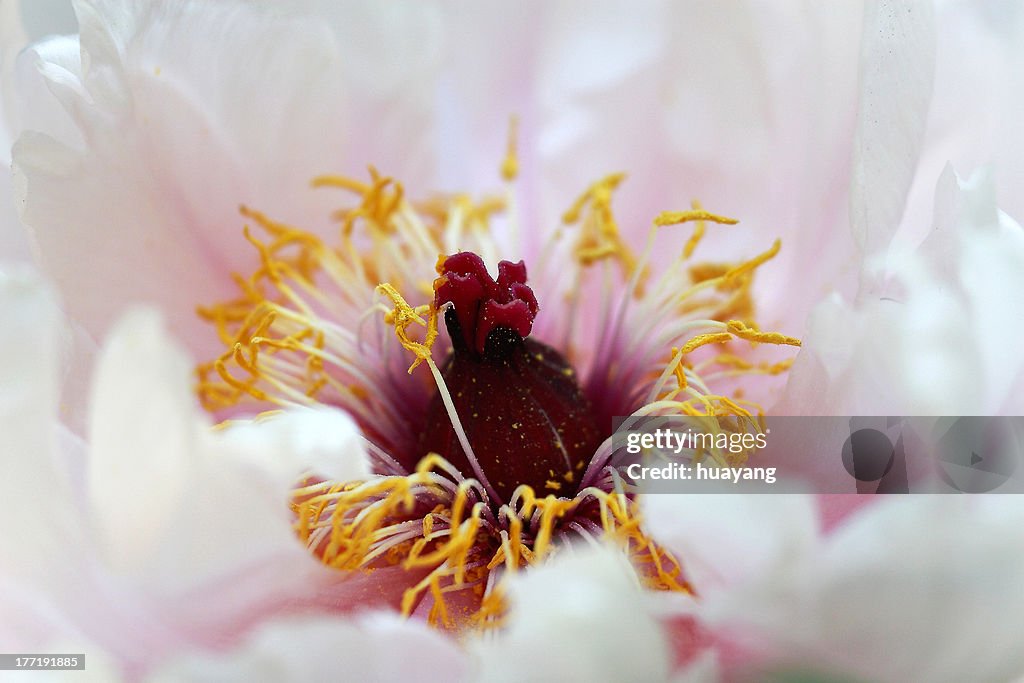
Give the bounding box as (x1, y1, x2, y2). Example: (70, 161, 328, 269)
(4, 0, 1024, 681)
(5, 0, 808, 637)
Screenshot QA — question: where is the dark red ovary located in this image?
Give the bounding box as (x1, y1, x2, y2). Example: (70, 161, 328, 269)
(419, 252, 603, 502)
(418, 337, 603, 502)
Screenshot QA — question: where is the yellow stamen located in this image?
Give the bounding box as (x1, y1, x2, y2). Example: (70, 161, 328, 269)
(726, 319, 802, 347)
(706, 353, 794, 376)
(375, 283, 440, 373)
(561, 172, 642, 278)
(501, 115, 519, 182)
(314, 166, 406, 236)
(653, 199, 739, 260)
(668, 347, 688, 391)
(678, 331, 733, 355)
(723, 238, 781, 284)
(293, 451, 692, 630)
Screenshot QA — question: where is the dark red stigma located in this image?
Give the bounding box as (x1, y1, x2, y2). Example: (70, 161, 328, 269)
(418, 252, 603, 502)
(432, 251, 539, 355)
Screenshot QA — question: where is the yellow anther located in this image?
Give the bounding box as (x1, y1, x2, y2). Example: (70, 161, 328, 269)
(576, 243, 620, 265)
(653, 208, 738, 228)
(501, 115, 519, 182)
(562, 172, 626, 225)
(726, 320, 802, 347)
(561, 172, 642, 279)
(716, 396, 752, 418)
(313, 168, 405, 235)
(376, 283, 439, 373)
(654, 200, 738, 260)
(688, 262, 731, 285)
(712, 353, 794, 375)
(473, 584, 508, 629)
(466, 196, 507, 227)
(311, 174, 372, 194)
(679, 331, 733, 355)
(723, 238, 781, 283)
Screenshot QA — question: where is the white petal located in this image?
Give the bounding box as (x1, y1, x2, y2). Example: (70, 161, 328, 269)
(214, 406, 369, 487)
(0, 267, 78, 580)
(59, 306, 415, 670)
(890, 2, 1024, 252)
(11, 34, 85, 154)
(307, 1, 445, 186)
(0, 0, 28, 158)
(642, 494, 819, 597)
(0, 572, 76, 651)
(85, 308, 342, 592)
(782, 166, 1024, 414)
(669, 651, 720, 683)
(811, 498, 1024, 682)
(13, 0, 376, 358)
(87, 308, 202, 575)
(699, 498, 1024, 682)
(849, 0, 935, 258)
(471, 543, 671, 683)
(0, 157, 31, 261)
(148, 612, 466, 683)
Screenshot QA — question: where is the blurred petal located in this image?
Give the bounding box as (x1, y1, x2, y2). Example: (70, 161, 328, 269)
(87, 308, 204, 576)
(0, 0, 28, 260)
(0, 574, 74, 651)
(850, 0, 935, 259)
(534, 1, 867, 336)
(13, 0, 443, 357)
(472, 544, 671, 683)
(0, 161, 30, 261)
(0, 303, 411, 672)
(892, 2, 1024, 252)
(84, 308, 382, 602)
(0, 0, 28, 157)
(216, 406, 370, 486)
(0, 267, 77, 579)
(807, 497, 1024, 682)
(148, 613, 466, 683)
(642, 494, 819, 596)
(783, 167, 1024, 414)
(684, 497, 1024, 682)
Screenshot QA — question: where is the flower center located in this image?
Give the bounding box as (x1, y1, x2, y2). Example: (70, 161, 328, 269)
(419, 252, 603, 502)
(192, 129, 804, 629)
